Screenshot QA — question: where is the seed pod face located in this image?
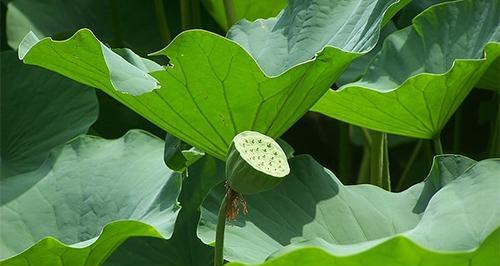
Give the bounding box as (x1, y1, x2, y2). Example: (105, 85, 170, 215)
(226, 131, 290, 194)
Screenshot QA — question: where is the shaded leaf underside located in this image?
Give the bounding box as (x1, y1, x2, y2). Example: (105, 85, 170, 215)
(0, 131, 181, 265)
(0, 51, 98, 178)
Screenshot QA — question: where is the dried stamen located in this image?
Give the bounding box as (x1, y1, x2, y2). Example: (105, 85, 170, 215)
(224, 183, 249, 220)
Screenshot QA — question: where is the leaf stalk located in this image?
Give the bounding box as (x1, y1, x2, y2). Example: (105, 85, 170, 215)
(369, 130, 390, 190)
(180, 0, 201, 30)
(338, 122, 351, 180)
(223, 0, 237, 28)
(214, 190, 230, 266)
(396, 140, 423, 191)
(433, 135, 444, 155)
(153, 0, 172, 45)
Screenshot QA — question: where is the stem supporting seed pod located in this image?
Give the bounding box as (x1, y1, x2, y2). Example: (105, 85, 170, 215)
(225, 131, 290, 195)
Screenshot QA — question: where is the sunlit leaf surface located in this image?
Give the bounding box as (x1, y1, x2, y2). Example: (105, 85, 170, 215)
(312, 0, 500, 138)
(18, 0, 407, 159)
(199, 155, 499, 265)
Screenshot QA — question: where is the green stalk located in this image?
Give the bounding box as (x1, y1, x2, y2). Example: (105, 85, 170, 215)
(490, 115, 500, 157)
(153, 0, 171, 45)
(433, 134, 444, 155)
(489, 92, 500, 157)
(452, 107, 462, 153)
(356, 146, 370, 184)
(361, 127, 373, 146)
(396, 140, 423, 191)
(368, 130, 390, 190)
(214, 191, 230, 266)
(357, 128, 372, 184)
(180, 0, 201, 30)
(381, 134, 391, 191)
(180, 0, 191, 30)
(223, 0, 237, 28)
(338, 122, 351, 180)
(191, 0, 201, 28)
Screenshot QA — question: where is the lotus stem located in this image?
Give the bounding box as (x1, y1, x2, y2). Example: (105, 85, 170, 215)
(433, 135, 444, 155)
(223, 0, 237, 28)
(153, 0, 171, 45)
(214, 190, 230, 266)
(338, 122, 351, 180)
(369, 130, 390, 190)
(357, 128, 371, 183)
(180, 0, 191, 30)
(180, 0, 201, 30)
(397, 140, 423, 191)
(489, 91, 500, 157)
(452, 107, 462, 153)
(356, 146, 370, 184)
(382, 135, 391, 191)
(191, 0, 201, 28)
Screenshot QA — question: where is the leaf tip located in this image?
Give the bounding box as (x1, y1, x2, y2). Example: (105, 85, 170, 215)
(18, 31, 40, 60)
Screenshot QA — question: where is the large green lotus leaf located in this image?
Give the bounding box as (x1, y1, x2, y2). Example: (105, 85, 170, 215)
(201, 0, 287, 30)
(19, 0, 407, 160)
(104, 156, 225, 266)
(226, 229, 500, 266)
(335, 21, 398, 87)
(396, 0, 450, 27)
(6, 0, 164, 53)
(197, 154, 499, 264)
(18, 30, 161, 96)
(227, 0, 408, 76)
(0, 131, 182, 265)
(312, 0, 500, 139)
(0, 51, 98, 178)
(477, 58, 499, 91)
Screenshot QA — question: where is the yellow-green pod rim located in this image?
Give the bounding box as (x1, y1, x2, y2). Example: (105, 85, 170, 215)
(232, 131, 290, 177)
(226, 131, 290, 194)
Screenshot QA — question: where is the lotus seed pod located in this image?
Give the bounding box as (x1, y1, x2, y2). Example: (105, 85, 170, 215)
(226, 131, 290, 194)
